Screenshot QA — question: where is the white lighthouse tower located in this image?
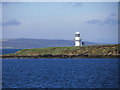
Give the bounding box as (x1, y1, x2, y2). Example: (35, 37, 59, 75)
(74, 31, 82, 46)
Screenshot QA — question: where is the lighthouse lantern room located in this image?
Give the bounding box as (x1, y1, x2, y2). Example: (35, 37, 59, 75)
(75, 31, 81, 46)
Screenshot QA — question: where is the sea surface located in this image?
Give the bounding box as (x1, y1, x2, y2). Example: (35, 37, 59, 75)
(1, 49, 119, 88)
(1, 49, 21, 55)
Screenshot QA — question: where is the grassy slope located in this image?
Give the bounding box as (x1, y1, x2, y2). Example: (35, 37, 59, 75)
(8, 44, 120, 56)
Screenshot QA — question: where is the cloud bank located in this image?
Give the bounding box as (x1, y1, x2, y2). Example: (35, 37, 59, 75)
(86, 13, 118, 25)
(68, 2, 82, 7)
(86, 19, 100, 24)
(2, 20, 21, 26)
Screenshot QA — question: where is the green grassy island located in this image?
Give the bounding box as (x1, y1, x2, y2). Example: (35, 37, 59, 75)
(1, 44, 120, 59)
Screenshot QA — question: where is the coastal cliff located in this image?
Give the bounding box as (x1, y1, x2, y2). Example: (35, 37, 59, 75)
(1, 44, 120, 59)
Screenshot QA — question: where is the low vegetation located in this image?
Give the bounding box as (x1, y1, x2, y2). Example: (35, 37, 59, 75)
(6, 44, 120, 57)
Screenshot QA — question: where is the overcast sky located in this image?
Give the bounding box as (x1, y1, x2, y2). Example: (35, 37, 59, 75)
(2, 2, 118, 44)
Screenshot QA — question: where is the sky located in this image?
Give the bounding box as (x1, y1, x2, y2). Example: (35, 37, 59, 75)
(1, 2, 119, 44)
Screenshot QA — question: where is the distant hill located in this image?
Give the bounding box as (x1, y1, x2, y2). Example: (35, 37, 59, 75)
(2, 38, 102, 49)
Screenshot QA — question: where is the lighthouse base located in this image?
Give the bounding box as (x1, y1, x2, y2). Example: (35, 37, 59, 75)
(75, 41, 80, 46)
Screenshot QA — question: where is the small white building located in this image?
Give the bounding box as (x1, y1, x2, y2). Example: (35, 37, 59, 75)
(74, 31, 82, 46)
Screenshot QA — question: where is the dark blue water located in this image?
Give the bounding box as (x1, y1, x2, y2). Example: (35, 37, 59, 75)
(1, 49, 21, 55)
(2, 58, 118, 88)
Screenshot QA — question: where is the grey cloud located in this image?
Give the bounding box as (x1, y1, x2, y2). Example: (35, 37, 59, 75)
(2, 2, 11, 5)
(2, 2, 19, 5)
(102, 13, 118, 25)
(69, 2, 82, 7)
(86, 19, 101, 24)
(86, 13, 118, 25)
(103, 17, 117, 25)
(2, 20, 21, 26)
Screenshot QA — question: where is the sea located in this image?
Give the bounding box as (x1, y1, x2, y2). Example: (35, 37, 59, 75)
(1, 49, 119, 88)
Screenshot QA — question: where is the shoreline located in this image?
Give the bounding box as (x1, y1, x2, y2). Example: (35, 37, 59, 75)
(1, 44, 119, 59)
(1, 55, 119, 59)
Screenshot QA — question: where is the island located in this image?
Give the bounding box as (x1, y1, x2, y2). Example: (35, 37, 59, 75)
(1, 44, 120, 59)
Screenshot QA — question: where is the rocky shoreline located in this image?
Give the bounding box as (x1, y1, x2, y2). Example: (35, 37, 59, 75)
(1, 54, 120, 59)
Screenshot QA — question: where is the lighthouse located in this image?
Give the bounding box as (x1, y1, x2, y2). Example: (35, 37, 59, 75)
(74, 31, 82, 46)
